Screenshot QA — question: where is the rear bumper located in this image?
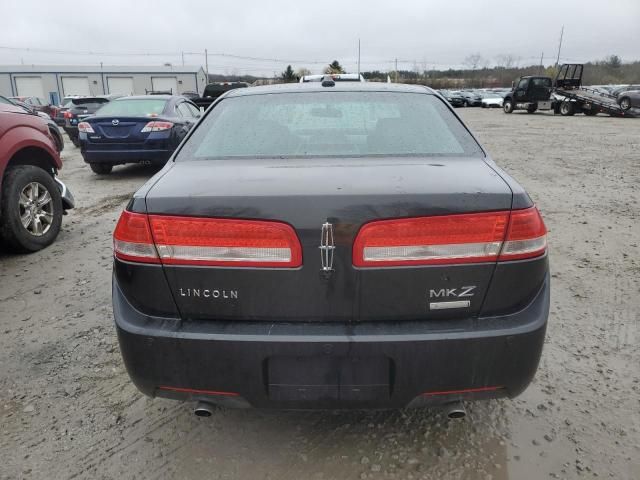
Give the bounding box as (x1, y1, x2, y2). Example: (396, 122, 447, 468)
(62, 125, 78, 138)
(54, 177, 75, 210)
(113, 274, 549, 409)
(80, 147, 172, 165)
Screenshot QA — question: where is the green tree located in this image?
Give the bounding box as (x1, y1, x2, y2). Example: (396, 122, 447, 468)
(604, 54, 622, 69)
(324, 60, 345, 74)
(280, 65, 297, 83)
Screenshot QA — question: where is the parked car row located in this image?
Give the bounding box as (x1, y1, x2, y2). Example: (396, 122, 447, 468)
(437, 88, 510, 108)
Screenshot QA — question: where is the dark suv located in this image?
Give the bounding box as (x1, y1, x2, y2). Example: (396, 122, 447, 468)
(63, 97, 111, 146)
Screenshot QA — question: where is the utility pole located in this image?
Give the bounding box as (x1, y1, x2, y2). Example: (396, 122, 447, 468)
(539, 51, 544, 74)
(395, 58, 398, 83)
(204, 49, 209, 80)
(357, 38, 361, 77)
(181, 51, 185, 66)
(555, 25, 564, 69)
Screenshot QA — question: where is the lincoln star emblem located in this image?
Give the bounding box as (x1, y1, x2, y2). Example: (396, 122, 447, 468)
(319, 222, 335, 272)
(112, 119, 120, 126)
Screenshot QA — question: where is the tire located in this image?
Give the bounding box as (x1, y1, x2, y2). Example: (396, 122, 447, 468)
(584, 108, 598, 116)
(527, 105, 537, 114)
(71, 136, 81, 148)
(463, 101, 469, 107)
(89, 163, 113, 175)
(619, 97, 631, 111)
(503, 99, 514, 113)
(0, 165, 63, 252)
(560, 101, 575, 116)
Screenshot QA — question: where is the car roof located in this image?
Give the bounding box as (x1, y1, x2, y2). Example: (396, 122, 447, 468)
(224, 82, 436, 98)
(115, 95, 176, 100)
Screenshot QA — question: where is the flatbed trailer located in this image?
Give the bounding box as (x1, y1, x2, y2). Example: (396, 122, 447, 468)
(554, 64, 637, 118)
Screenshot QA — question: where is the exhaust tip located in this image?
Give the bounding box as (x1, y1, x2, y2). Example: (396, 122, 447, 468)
(194, 402, 214, 417)
(445, 401, 466, 419)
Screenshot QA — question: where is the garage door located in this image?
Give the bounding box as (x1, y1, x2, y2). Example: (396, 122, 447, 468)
(15, 77, 45, 98)
(107, 77, 134, 95)
(61, 76, 91, 96)
(151, 77, 178, 94)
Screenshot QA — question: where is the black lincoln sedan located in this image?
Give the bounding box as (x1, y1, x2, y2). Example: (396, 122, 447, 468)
(78, 95, 201, 174)
(113, 81, 549, 415)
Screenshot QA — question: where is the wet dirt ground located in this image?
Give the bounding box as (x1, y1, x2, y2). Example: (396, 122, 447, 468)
(1, 109, 639, 480)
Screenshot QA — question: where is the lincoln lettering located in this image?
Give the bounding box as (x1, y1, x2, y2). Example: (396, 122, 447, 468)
(178, 288, 239, 299)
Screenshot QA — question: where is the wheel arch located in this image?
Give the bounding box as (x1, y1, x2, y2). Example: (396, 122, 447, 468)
(6, 146, 58, 175)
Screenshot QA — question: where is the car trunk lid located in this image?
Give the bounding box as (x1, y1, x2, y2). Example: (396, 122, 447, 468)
(142, 157, 514, 322)
(86, 116, 158, 143)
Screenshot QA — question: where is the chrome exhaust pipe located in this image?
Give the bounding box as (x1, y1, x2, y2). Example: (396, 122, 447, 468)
(445, 401, 466, 419)
(194, 402, 214, 417)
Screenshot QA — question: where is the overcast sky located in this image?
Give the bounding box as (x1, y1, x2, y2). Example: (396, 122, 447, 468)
(2, 0, 639, 76)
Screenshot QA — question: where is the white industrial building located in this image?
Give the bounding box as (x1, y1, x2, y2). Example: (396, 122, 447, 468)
(0, 65, 208, 105)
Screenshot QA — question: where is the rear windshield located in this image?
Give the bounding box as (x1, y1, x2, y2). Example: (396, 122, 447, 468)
(203, 84, 247, 97)
(71, 97, 109, 106)
(531, 78, 552, 88)
(95, 99, 167, 117)
(178, 91, 483, 160)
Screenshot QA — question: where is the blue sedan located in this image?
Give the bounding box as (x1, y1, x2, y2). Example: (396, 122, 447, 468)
(78, 95, 201, 174)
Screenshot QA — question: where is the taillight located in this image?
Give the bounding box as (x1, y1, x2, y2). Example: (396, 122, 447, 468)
(353, 207, 546, 267)
(498, 207, 547, 260)
(141, 121, 174, 133)
(113, 211, 302, 268)
(77, 122, 94, 133)
(113, 211, 160, 263)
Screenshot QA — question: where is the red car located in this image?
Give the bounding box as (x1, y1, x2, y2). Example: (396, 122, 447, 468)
(0, 104, 74, 252)
(9, 96, 58, 119)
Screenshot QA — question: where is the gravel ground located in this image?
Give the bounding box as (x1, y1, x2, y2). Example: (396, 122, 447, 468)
(1, 108, 639, 480)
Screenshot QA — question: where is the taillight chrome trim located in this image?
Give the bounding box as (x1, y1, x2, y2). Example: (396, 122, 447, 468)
(499, 235, 547, 260)
(363, 241, 503, 265)
(155, 245, 293, 265)
(113, 239, 160, 264)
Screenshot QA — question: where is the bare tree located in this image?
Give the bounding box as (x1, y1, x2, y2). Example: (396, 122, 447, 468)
(495, 54, 517, 69)
(464, 53, 484, 70)
(296, 67, 312, 78)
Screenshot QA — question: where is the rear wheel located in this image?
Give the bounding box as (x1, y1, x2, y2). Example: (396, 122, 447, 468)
(503, 99, 514, 113)
(619, 97, 631, 111)
(526, 105, 537, 114)
(70, 136, 81, 147)
(584, 108, 598, 116)
(0, 166, 63, 252)
(89, 163, 113, 175)
(560, 101, 575, 116)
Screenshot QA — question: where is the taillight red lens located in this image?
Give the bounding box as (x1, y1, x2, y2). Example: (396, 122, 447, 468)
(113, 211, 302, 268)
(149, 216, 302, 267)
(353, 207, 547, 267)
(141, 121, 174, 133)
(113, 211, 160, 263)
(498, 207, 547, 260)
